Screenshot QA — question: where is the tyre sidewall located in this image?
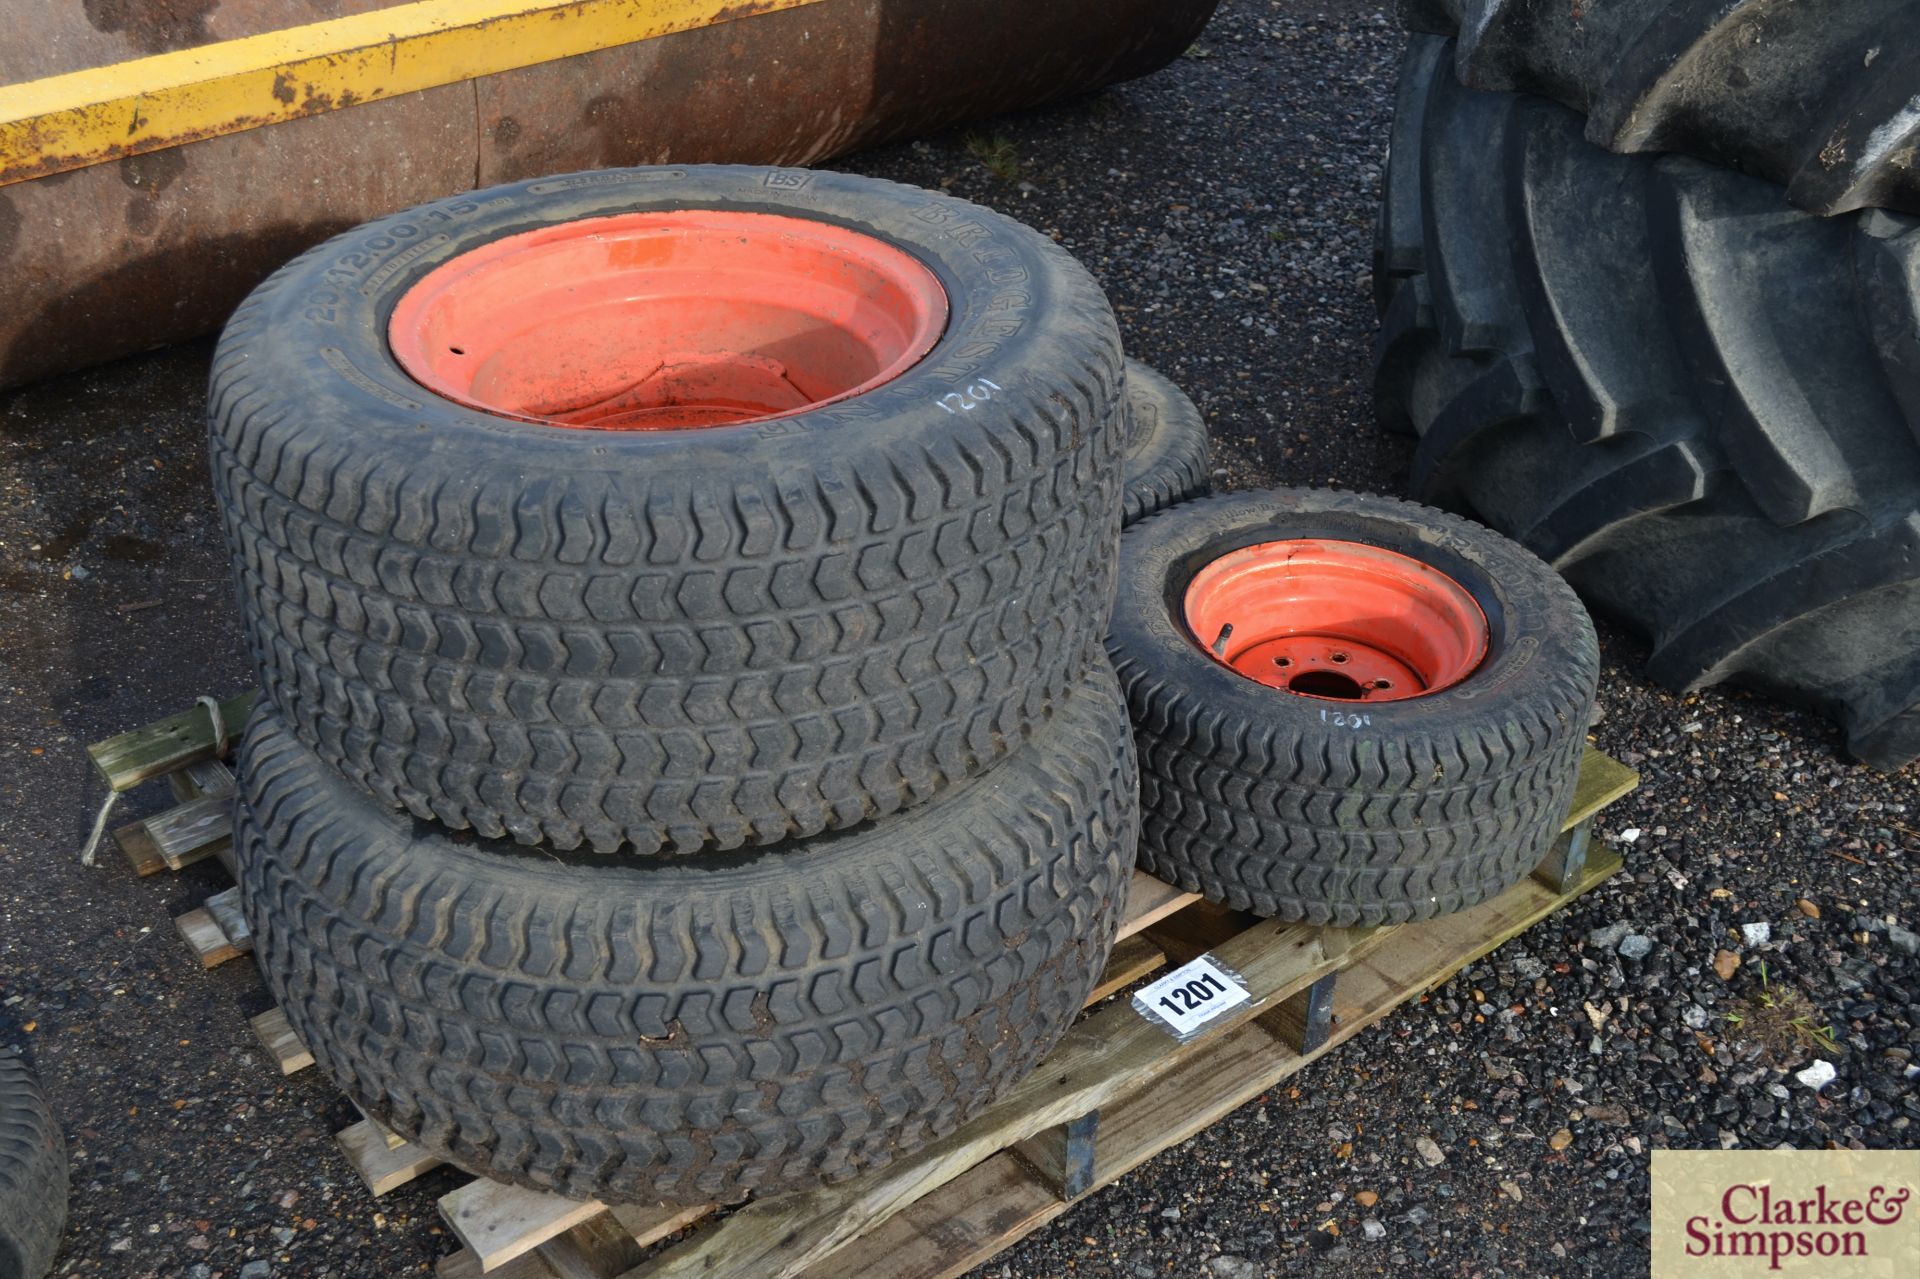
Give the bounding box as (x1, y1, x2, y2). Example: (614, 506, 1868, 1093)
(221, 165, 1118, 491)
(1121, 360, 1210, 523)
(1110, 488, 1596, 749)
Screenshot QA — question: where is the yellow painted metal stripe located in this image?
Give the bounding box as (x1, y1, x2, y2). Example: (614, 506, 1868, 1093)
(0, 0, 823, 187)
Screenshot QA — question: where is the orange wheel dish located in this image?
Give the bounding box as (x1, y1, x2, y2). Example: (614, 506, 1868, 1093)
(1183, 539, 1489, 701)
(389, 210, 948, 430)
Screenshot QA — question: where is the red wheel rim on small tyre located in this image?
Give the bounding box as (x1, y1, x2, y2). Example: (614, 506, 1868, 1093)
(1183, 540, 1489, 702)
(388, 210, 949, 430)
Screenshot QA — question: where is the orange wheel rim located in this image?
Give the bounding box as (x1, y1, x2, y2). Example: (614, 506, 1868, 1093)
(389, 210, 949, 430)
(1183, 539, 1489, 701)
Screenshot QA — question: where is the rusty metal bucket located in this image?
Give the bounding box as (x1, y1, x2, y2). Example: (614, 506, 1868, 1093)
(0, 0, 1217, 389)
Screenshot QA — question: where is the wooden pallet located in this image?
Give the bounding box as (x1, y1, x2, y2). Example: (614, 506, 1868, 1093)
(90, 697, 1638, 1279)
(86, 694, 256, 965)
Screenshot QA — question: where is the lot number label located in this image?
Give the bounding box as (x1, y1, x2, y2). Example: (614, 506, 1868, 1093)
(1132, 954, 1251, 1041)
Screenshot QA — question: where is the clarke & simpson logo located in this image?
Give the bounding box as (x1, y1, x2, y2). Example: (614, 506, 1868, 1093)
(1652, 1151, 1919, 1277)
(1685, 1180, 1909, 1267)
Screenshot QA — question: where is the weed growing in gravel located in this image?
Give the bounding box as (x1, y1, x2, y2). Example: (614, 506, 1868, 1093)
(964, 132, 1022, 181)
(1723, 961, 1840, 1066)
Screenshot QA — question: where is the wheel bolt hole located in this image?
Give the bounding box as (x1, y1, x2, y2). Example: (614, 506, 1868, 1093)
(449, 346, 466, 356)
(1330, 651, 1350, 664)
(1373, 679, 1393, 690)
(1273, 657, 1292, 668)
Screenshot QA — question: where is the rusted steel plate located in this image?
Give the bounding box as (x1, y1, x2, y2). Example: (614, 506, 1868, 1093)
(0, 2, 350, 82)
(0, 0, 824, 188)
(0, 0, 1220, 389)
(0, 86, 476, 388)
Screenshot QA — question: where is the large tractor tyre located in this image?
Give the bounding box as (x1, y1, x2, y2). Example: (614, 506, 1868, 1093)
(1400, 0, 1920, 217)
(0, 1052, 66, 1279)
(235, 660, 1138, 1206)
(1106, 488, 1598, 926)
(211, 166, 1126, 857)
(1375, 36, 1920, 771)
(1121, 360, 1211, 524)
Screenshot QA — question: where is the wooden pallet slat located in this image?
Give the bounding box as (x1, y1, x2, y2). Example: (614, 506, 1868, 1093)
(435, 1248, 561, 1279)
(113, 794, 234, 877)
(174, 906, 242, 969)
(1082, 933, 1167, 1005)
(1566, 746, 1638, 828)
(250, 1007, 314, 1075)
(1110, 872, 1198, 936)
(537, 1213, 652, 1279)
(175, 886, 252, 968)
(205, 885, 250, 946)
(784, 849, 1624, 1279)
(338, 1119, 446, 1196)
(87, 690, 257, 791)
(168, 756, 238, 803)
(146, 793, 235, 867)
(440, 1182, 623, 1273)
(631, 917, 1347, 1279)
(113, 820, 170, 877)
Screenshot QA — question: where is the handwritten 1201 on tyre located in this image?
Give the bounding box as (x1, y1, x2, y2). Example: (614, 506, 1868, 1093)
(211, 166, 1126, 858)
(1106, 488, 1599, 925)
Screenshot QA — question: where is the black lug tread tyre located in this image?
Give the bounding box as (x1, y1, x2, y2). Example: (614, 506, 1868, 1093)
(211, 166, 1125, 857)
(1400, 0, 1920, 217)
(1374, 36, 1920, 770)
(235, 659, 1138, 1205)
(1106, 488, 1598, 926)
(1121, 360, 1211, 524)
(0, 1052, 66, 1279)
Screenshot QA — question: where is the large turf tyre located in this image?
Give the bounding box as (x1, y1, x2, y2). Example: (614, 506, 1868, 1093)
(0, 1052, 66, 1279)
(1400, 0, 1920, 217)
(211, 165, 1126, 857)
(1106, 488, 1597, 926)
(235, 659, 1138, 1205)
(1375, 36, 1920, 771)
(1121, 360, 1210, 524)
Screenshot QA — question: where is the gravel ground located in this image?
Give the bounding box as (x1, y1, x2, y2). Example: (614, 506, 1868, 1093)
(1, 2, 1913, 1276)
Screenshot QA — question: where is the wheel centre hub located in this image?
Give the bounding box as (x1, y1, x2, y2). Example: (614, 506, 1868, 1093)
(1182, 538, 1489, 701)
(388, 209, 949, 430)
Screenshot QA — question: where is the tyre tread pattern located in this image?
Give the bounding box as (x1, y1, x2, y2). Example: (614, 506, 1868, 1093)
(210, 168, 1128, 854)
(0, 1052, 67, 1279)
(1404, 0, 1920, 216)
(1375, 36, 1920, 770)
(235, 663, 1137, 1205)
(1121, 360, 1211, 524)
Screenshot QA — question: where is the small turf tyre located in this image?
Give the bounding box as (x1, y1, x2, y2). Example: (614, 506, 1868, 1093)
(1106, 488, 1598, 926)
(1375, 36, 1920, 770)
(1400, 0, 1920, 217)
(0, 1051, 66, 1279)
(211, 165, 1126, 857)
(1121, 360, 1210, 524)
(235, 658, 1138, 1205)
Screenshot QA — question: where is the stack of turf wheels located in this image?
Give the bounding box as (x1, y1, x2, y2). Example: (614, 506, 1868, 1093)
(207, 167, 1212, 1208)
(1374, 0, 1920, 771)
